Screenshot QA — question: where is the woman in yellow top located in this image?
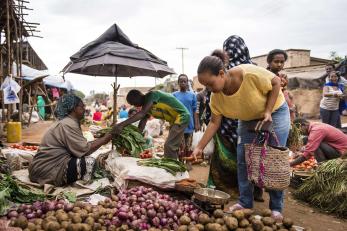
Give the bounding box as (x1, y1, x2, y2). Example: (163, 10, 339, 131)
(192, 50, 290, 221)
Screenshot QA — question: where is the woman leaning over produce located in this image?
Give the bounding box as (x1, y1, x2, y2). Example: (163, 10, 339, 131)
(29, 94, 114, 187)
(192, 50, 290, 221)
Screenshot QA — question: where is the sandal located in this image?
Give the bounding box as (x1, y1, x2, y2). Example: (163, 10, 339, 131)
(225, 203, 245, 214)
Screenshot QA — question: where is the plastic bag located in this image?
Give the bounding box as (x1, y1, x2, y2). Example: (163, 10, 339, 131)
(0, 76, 21, 104)
(192, 131, 215, 157)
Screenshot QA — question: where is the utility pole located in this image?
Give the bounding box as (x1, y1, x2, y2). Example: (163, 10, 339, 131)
(176, 47, 188, 74)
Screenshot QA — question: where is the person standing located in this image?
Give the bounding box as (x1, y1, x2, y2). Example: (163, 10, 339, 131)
(173, 74, 198, 159)
(266, 49, 296, 121)
(320, 71, 343, 128)
(37, 96, 46, 120)
(196, 89, 207, 129)
(193, 50, 290, 221)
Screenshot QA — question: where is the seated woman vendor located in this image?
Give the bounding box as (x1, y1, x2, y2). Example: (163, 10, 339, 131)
(29, 94, 114, 187)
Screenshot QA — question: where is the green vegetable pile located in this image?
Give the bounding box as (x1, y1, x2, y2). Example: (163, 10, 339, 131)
(98, 125, 147, 157)
(137, 158, 187, 175)
(294, 159, 347, 217)
(287, 123, 303, 151)
(0, 174, 45, 215)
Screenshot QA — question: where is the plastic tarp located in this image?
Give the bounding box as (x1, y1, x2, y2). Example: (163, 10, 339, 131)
(12, 63, 74, 91)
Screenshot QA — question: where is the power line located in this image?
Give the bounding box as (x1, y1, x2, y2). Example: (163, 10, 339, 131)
(176, 47, 188, 74)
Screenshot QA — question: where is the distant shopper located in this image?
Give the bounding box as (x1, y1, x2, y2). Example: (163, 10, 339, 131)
(173, 74, 198, 159)
(113, 90, 190, 159)
(119, 105, 128, 119)
(290, 118, 347, 166)
(196, 89, 207, 129)
(37, 96, 46, 120)
(320, 71, 343, 128)
(93, 108, 102, 122)
(267, 49, 296, 121)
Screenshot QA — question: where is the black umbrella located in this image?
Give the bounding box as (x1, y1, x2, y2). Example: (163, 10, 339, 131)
(62, 24, 175, 122)
(62, 24, 175, 77)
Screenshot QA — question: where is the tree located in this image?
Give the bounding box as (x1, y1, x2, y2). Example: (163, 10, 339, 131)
(330, 51, 344, 62)
(74, 90, 85, 99)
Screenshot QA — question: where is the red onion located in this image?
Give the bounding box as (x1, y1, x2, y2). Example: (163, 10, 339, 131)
(147, 209, 156, 218)
(36, 209, 43, 217)
(26, 213, 35, 219)
(64, 203, 73, 212)
(160, 218, 168, 226)
(152, 217, 160, 227)
(55, 203, 64, 210)
(24, 209, 32, 214)
(7, 210, 18, 218)
(147, 204, 154, 210)
(118, 212, 128, 220)
(153, 202, 160, 210)
(167, 210, 174, 218)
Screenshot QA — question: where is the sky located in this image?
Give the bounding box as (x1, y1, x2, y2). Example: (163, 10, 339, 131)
(25, 0, 347, 95)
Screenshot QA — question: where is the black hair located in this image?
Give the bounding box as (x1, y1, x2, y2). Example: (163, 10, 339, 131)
(126, 89, 144, 105)
(197, 49, 229, 75)
(266, 49, 288, 64)
(329, 71, 341, 81)
(293, 118, 309, 127)
(178, 74, 188, 82)
(326, 63, 335, 69)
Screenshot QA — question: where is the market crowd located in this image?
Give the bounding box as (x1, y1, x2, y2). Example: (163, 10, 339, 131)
(29, 35, 347, 223)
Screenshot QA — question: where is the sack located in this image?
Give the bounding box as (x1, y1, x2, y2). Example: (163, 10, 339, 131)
(247, 120, 273, 133)
(245, 132, 290, 190)
(0, 76, 21, 104)
(192, 131, 214, 157)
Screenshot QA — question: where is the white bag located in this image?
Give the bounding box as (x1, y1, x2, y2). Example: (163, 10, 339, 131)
(0, 76, 21, 104)
(192, 131, 215, 157)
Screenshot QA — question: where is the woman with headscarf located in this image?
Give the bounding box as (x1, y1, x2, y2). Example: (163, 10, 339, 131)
(37, 96, 46, 120)
(29, 94, 114, 187)
(205, 35, 264, 200)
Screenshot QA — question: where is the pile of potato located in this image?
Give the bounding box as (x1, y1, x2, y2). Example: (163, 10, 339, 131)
(177, 209, 312, 231)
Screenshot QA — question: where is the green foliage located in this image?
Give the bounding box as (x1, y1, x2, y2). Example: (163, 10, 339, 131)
(329, 51, 344, 62)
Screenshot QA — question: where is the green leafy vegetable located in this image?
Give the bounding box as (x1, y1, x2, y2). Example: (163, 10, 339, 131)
(137, 158, 187, 175)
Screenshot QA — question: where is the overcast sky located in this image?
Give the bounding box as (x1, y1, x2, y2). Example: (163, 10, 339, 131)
(26, 0, 347, 95)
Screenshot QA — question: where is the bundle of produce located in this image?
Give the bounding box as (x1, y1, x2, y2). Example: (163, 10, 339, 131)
(6, 186, 201, 230)
(137, 158, 187, 175)
(290, 156, 317, 171)
(177, 208, 311, 231)
(287, 123, 302, 151)
(0, 174, 45, 215)
(98, 125, 147, 157)
(294, 159, 347, 217)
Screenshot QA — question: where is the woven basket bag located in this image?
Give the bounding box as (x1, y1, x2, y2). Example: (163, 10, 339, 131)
(245, 132, 290, 190)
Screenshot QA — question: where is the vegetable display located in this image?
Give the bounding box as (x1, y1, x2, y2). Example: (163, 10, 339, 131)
(137, 158, 187, 175)
(290, 156, 317, 171)
(0, 174, 45, 215)
(10, 144, 38, 151)
(6, 186, 201, 230)
(98, 125, 147, 157)
(294, 159, 347, 218)
(139, 150, 153, 159)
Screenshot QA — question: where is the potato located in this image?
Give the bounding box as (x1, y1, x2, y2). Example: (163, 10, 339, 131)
(282, 218, 294, 228)
(213, 209, 224, 218)
(205, 223, 222, 231)
(262, 217, 275, 226)
(119, 224, 129, 231)
(232, 210, 245, 220)
(14, 215, 28, 229)
(85, 217, 95, 227)
(80, 224, 92, 231)
(27, 222, 36, 231)
(251, 220, 264, 231)
(242, 209, 254, 218)
(180, 215, 192, 225)
(262, 226, 273, 231)
(188, 226, 199, 231)
(198, 213, 210, 225)
(303, 228, 313, 231)
(56, 213, 69, 222)
(178, 225, 188, 231)
(221, 225, 228, 231)
(195, 224, 205, 231)
(239, 219, 250, 228)
(224, 216, 238, 230)
(215, 218, 224, 225)
(74, 201, 85, 208)
(45, 221, 61, 231)
(235, 228, 246, 231)
(278, 229, 289, 231)
(71, 214, 82, 224)
(93, 223, 102, 231)
(60, 221, 70, 229)
(245, 227, 254, 231)
(261, 209, 272, 217)
(67, 224, 80, 231)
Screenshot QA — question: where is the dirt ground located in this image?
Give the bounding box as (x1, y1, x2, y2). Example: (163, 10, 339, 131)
(17, 120, 347, 231)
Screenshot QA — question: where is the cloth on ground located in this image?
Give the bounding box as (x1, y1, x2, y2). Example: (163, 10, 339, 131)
(105, 156, 189, 189)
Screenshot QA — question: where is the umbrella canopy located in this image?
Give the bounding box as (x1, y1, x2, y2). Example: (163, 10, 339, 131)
(62, 24, 175, 78)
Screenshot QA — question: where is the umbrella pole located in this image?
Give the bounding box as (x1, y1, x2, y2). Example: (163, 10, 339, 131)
(112, 77, 120, 125)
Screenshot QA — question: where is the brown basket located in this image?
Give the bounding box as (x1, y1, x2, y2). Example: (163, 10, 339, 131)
(245, 143, 290, 191)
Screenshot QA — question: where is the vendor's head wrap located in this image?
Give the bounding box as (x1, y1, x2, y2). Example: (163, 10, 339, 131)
(223, 35, 252, 69)
(55, 94, 83, 120)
